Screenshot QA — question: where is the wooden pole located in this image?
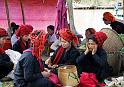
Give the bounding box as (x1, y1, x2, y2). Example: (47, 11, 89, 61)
(4, 0, 11, 36)
(123, 0, 124, 21)
(66, 0, 77, 34)
(20, 0, 25, 24)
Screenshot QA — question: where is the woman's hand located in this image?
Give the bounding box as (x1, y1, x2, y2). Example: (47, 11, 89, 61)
(48, 64, 58, 68)
(45, 58, 51, 65)
(84, 43, 89, 55)
(44, 68, 50, 72)
(92, 44, 98, 55)
(41, 71, 50, 78)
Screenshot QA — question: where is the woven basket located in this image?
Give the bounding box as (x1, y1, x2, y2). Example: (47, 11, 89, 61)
(58, 65, 79, 86)
(100, 28, 124, 75)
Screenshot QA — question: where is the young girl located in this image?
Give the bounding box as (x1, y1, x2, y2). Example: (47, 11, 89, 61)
(45, 28, 80, 68)
(12, 25, 33, 53)
(77, 32, 110, 82)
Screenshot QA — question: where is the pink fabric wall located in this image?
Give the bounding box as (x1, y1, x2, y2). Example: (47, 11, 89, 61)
(0, 0, 57, 30)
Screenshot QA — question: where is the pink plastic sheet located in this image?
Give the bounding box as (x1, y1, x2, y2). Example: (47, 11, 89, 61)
(0, 0, 57, 30)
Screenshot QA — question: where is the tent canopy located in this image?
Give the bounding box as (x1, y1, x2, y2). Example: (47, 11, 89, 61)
(0, 0, 57, 30)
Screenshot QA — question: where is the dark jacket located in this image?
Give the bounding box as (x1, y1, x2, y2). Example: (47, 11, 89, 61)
(13, 40, 30, 54)
(0, 53, 14, 79)
(76, 48, 110, 81)
(111, 21, 124, 34)
(14, 48, 55, 87)
(51, 46, 80, 66)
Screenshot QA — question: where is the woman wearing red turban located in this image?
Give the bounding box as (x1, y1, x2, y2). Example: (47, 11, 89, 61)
(77, 32, 110, 82)
(14, 30, 61, 87)
(12, 25, 33, 53)
(45, 28, 80, 69)
(103, 12, 124, 34)
(0, 28, 14, 80)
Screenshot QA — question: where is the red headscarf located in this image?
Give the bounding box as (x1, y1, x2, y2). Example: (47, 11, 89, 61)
(94, 32, 107, 47)
(53, 28, 78, 64)
(103, 12, 116, 22)
(59, 28, 79, 46)
(32, 31, 47, 71)
(16, 25, 33, 37)
(0, 28, 8, 37)
(0, 28, 8, 54)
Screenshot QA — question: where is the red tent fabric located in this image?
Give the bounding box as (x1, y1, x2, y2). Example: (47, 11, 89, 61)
(0, 0, 57, 30)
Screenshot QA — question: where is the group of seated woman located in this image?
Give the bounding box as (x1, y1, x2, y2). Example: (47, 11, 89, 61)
(13, 27, 111, 87)
(1, 11, 123, 87)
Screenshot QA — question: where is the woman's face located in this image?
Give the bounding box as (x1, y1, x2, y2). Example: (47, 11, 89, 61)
(0, 36, 7, 46)
(103, 18, 111, 25)
(22, 34, 30, 42)
(60, 38, 70, 48)
(85, 30, 91, 39)
(87, 39, 97, 51)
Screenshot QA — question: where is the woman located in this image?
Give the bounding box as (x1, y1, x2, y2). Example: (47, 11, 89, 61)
(12, 25, 33, 53)
(14, 31, 60, 87)
(0, 28, 14, 79)
(82, 28, 96, 44)
(45, 28, 80, 69)
(103, 12, 124, 34)
(77, 32, 110, 82)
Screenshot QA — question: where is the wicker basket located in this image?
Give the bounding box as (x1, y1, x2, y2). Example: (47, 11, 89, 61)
(58, 65, 79, 86)
(100, 28, 124, 75)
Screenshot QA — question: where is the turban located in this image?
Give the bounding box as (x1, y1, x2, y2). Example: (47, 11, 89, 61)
(0, 28, 8, 37)
(16, 25, 33, 37)
(59, 28, 79, 46)
(32, 31, 47, 60)
(32, 31, 47, 71)
(103, 12, 116, 22)
(94, 32, 107, 47)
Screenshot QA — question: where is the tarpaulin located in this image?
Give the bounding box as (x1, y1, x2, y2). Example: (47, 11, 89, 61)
(0, 0, 57, 30)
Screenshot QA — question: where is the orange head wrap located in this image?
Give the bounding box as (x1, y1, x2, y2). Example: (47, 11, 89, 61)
(103, 12, 116, 22)
(32, 30, 47, 60)
(59, 28, 79, 46)
(88, 32, 107, 48)
(16, 25, 33, 37)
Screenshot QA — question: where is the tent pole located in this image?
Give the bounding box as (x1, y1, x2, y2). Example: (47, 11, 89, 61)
(123, 0, 124, 21)
(4, 0, 11, 36)
(66, 0, 77, 34)
(20, 0, 25, 24)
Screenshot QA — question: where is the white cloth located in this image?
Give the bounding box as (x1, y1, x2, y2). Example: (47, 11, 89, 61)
(11, 34, 18, 46)
(5, 49, 21, 65)
(50, 40, 61, 50)
(48, 33, 57, 43)
(5, 49, 21, 79)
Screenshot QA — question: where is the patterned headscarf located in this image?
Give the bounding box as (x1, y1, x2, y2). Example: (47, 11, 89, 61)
(94, 32, 107, 47)
(0, 28, 8, 37)
(103, 12, 116, 22)
(59, 28, 79, 46)
(32, 31, 47, 60)
(16, 25, 33, 37)
(31, 31, 47, 71)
